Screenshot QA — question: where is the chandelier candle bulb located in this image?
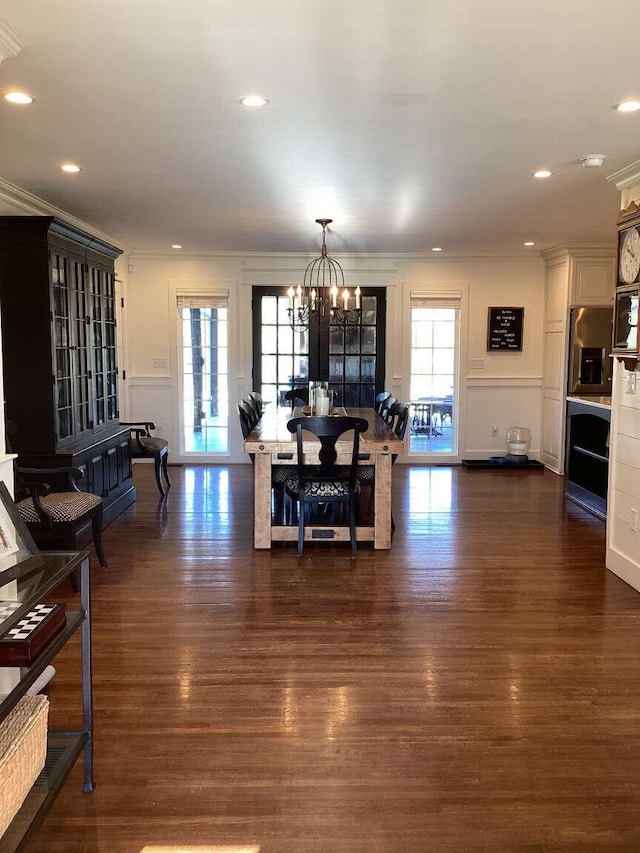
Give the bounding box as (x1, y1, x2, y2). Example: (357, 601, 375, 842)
(288, 286, 295, 308)
(343, 289, 349, 310)
(355, 287, 361, 310)
(331, 285, 338, 308)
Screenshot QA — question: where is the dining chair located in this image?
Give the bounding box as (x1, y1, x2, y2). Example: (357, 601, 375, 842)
(379, 395, 397, 425)
(374, 391, 391, 414)
(247, 391, 264, 418)
(238, 402, 295, 521)
(283, 387, 310, 410)
(285, 415, 368, 556)
(358, 401, 409, 530)
(120, 421, 171, 496)
(14, 464, 107, 568)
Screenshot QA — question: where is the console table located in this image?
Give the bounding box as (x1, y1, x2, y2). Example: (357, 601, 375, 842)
(0, 550, 92, 851)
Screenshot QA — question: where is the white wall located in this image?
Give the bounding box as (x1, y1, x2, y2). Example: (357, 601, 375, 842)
(121, 250, 546, 464)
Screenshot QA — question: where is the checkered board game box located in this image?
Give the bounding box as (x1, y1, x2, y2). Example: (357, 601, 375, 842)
(0, 602, 66, 666)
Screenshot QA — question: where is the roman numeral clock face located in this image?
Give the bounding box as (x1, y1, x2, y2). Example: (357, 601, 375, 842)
(620, 226, 640, 284)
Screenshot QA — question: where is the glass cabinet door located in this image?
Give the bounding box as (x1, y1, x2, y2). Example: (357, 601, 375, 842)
(103, 270, 118, 421)
(89, 265, 105, 427)
(70, 257, 92, 435)
(51, 250, 73, 442)
(613, 286, 639, 352)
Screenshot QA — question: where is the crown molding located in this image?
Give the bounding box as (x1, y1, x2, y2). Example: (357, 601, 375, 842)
(129, 248, 546, 263)
(0, 20, 23, 64)
(540, 243, 615, 261)
(0, 176, 132, 254)
(606, 159, 640, 191)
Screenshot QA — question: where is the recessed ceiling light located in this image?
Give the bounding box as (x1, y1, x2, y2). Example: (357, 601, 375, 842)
(533, 169, 553, 179)
(4, 90, 34, 105)
(60, 163, 81, 173)
(172, 244, 182, 249)
(431, 246, 443, 252)
(615, 100, 640, 112)
(524, 241, 535, 247)
(239, 94, 269, 107)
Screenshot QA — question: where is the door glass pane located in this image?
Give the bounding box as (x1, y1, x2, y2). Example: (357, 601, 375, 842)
(362, 297, 377, 324)
(361, 327, 376, 353)
(262, 326, 277, 353)
(345, 327, 359, 354)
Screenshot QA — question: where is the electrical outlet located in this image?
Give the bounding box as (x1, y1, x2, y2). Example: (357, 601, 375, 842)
(152, 357, 168, 370)
(470, 358, 485, 370)
(492, 425, 499, 436)
(631, 508, 638, 532)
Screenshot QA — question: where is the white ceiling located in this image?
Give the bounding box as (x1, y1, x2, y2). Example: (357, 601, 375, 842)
(0, 0, 638, 255)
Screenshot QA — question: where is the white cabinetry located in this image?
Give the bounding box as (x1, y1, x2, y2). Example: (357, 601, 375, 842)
(540, 246, 614, 473)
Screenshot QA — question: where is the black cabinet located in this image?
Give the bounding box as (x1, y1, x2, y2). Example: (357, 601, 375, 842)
(565, 399, 611, 519)
(0, 217, 135, 535)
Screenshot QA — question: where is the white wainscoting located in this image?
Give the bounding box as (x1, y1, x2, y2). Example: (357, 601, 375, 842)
(463, 377, 543, 461)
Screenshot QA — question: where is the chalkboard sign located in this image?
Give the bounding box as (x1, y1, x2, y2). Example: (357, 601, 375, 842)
(487, 307, 524, 351)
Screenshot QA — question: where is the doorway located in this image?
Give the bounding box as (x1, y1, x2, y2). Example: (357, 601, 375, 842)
(177, 294, 229, 454)
(408, 298, 460, 457)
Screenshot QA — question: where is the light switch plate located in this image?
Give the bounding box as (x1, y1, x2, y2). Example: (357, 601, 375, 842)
(470, 358, 485, 370)
(152, 357, 168, 370)
(624, 371, 637, 395)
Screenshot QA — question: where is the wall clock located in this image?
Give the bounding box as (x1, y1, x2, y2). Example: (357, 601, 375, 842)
(619, 224, 640, 284)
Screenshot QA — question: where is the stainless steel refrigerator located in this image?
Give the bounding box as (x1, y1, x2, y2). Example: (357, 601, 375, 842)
(567, 305, 613, 396)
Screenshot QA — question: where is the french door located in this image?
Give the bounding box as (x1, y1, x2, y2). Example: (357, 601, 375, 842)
(252, 287, 386, 408)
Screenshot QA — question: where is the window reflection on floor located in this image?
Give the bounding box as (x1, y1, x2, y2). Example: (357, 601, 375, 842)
(407, 466, 453, 513)
(183, 466, 230, 520)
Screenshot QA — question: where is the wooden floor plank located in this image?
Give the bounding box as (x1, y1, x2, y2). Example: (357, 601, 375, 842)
(21, 463, 640, 852)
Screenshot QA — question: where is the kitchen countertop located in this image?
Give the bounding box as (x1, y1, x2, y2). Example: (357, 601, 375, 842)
(566, 394, 612, 410)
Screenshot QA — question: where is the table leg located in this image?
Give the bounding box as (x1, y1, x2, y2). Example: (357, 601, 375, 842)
(254, 453, 272, 548)
(373, 453, 392, 549)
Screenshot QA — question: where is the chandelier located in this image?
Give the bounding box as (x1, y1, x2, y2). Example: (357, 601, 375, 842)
(287, 218, 361, 332)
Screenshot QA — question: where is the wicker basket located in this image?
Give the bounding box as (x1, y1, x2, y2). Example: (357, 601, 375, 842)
(0, 695, 49, 839)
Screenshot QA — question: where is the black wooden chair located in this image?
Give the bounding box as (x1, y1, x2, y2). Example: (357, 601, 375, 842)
(120, 421, 171, 496)
(358, 401, 409, 530)
(375, 391, 391, 414)
(379, 395, 397, 425)
(285, 415, 368, 556)
(284, 387, 310, 410)
(238, 402, 295, 520)
(14, 465, 107, 567)
(247, 391, 264, 418)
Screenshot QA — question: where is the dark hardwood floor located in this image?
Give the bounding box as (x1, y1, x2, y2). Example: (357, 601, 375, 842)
(24, 463, 640, 852)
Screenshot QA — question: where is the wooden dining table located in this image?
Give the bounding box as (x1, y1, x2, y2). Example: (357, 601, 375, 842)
(244, 406, 404, 549)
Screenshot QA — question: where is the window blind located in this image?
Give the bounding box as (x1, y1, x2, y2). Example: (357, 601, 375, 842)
(410, 292, 462, 309)
(177, 293, 228, 310)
